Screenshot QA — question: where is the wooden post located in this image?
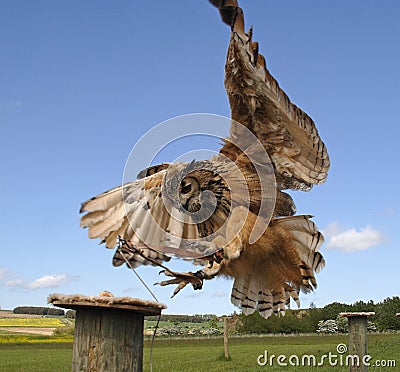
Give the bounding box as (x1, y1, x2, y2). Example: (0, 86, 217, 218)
(49, 293, 165, 372)
(340, 312, 375, 372)
(223, 317, 230, 359)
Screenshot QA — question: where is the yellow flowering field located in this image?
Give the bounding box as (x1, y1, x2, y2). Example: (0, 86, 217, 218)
(0, 334, 73, 344)
(0, 318, 64, 328)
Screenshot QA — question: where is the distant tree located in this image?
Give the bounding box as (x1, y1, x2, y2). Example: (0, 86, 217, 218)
(336, 315, 348, 333)
(237, 309, 317, 334)
(13, 306, 64, 316)
(375, 296, 400, 331)
(237, 312, 265, 334)
(47, 308, 65, 316)
(367, 321, 377, 332)
(296, 310, 309, 319)
(208, 316, 219, 329)
(351, 300, 376, 312)
(320, 302, 351, 321)
(307, 306, 323, 331)
(316, 319, 338, 333)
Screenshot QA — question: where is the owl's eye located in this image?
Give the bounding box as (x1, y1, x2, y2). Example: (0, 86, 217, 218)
(181, 182, 192, 194)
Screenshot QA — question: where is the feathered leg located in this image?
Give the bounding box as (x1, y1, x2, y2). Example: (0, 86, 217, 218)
(155, 236, 228, 297)
(155, 269, 205, 297)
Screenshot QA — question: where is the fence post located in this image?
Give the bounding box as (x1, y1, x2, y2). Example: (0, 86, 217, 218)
(49, 293, 165, 372)
(339, 312, 375, 372)
(223, 317, 230, 359)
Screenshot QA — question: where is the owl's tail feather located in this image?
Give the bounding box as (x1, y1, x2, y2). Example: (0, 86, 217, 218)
(230, 215, 325, 319)
(231, 275, 300, 319)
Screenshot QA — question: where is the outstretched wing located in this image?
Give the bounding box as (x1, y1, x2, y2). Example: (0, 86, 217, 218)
(211, 1, 329, 191)
(80, 171, 169, 268)
(80, 166, 219, 268)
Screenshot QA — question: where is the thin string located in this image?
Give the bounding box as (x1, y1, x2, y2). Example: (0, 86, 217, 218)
(117, 241, 161, 372)
(120, 252, 159, 302)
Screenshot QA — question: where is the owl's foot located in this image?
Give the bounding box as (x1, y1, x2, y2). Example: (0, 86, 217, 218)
(155, 269, 205, 298)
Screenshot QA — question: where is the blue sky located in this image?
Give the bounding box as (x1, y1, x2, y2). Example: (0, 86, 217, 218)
(1, 0, 399, 315)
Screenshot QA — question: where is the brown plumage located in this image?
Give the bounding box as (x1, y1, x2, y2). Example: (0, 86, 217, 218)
(80, 1, 329, 319)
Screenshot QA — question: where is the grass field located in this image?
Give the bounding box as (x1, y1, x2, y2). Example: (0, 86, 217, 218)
(0, 333, 398, 371)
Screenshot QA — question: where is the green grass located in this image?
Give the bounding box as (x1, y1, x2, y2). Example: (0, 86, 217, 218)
(0, 344, 72, 372)
(0, 333, 398, 371)
(143, 334, 399, 371)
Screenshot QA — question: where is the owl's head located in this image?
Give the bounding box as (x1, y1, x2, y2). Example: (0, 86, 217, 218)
(164, 160, 231, 224)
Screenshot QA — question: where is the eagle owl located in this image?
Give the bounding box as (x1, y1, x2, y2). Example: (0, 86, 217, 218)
(80, 0, 329, 319)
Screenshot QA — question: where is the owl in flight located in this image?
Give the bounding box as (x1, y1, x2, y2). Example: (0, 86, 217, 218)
(80, 0, 329, 319)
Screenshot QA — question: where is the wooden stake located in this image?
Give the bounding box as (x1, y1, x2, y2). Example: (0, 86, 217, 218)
(340, 312, 375, 372)
(49, 293, 165, 372)
(223, 317, 230, 359)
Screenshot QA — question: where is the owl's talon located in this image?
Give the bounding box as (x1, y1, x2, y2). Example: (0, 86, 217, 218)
(158, 269, 176, 278)
(154, 269, 204, 297)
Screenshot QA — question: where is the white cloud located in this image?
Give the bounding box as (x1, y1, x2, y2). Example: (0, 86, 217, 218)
(0, 268, 9, 280)
(212, 291, 228, 298)
(26, 274, 76, 289)
(6, 274, 78, 289)
(323, 223, 386, 252)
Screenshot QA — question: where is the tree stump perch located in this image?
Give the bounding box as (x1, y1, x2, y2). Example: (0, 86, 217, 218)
(340, 312, 375, 372)
(49, 293, 165, 372)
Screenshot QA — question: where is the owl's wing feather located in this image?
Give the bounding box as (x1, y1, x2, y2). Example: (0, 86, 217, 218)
(272, 215, 325, 273)
(211, 1, 329, 190)
(137, 163, 171, 179)
(80, 168, 218, 268)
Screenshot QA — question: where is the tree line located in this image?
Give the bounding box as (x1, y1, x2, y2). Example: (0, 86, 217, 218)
(13, 306, 64, 316)
(236, 296, 400, 334)
(145, 313, 216, 323)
